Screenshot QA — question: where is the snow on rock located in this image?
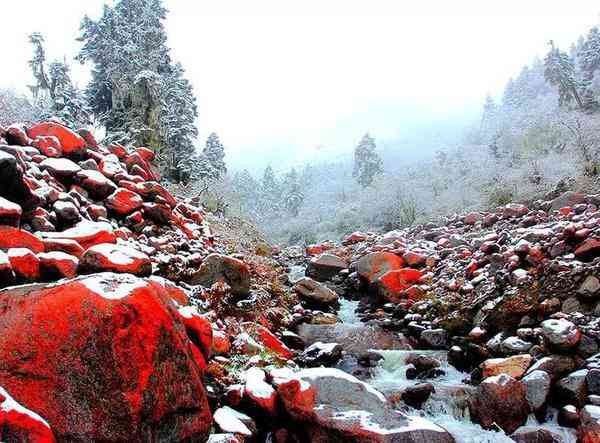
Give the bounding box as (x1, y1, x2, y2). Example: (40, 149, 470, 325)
(37, 251, 79, 279)
(79, 242, 152, 276)
(271, 367, 453, 442)
(213, 406, 253, 436)
(27, 122, 85, 156)
(8, 248, 41, 281)
(243, 367, 278, 416)
(0, 272, 213, 441)
(0, 196, 22, 227)
(0, 226, 45, 253)
(39, 221, 116, 250)
(0, 385, 56, 442)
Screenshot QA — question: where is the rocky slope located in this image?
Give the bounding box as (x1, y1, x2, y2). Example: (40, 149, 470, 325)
(2, 119, 600, 443)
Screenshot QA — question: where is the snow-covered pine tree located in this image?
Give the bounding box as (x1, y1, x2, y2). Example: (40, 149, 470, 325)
(163, 63, 199, 182)
(282, 168, 304, 217)
(77, 0, 198, 179)
(260, 165, 281, 213)
(27, 33, 90, 127)
(203, 133, 227, 179)
(544, 40, 584, 109)
(353, 133, 383, 188)
(578, 27, 600, 110)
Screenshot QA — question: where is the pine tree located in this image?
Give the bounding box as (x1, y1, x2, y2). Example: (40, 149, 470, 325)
(203, 133, 227, 179)
(163, 63, 198, 181)
(544, 40, 584, 108)
(353, 133, 383, 187)
(282, 168, 304, 216)
(260, 165, 281, 213)
(77, 0, 198, 179)
(27, 33, 90, 127)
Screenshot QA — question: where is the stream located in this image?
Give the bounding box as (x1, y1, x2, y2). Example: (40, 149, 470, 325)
(331, 298, 577, 442)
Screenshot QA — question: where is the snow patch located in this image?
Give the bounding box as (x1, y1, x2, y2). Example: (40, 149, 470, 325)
(0, 386, 51, 429)
(80, 273, 147, 300)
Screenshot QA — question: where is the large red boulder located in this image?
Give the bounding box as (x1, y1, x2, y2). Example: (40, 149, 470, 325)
(27, 122, 86, 157)
(355, 251, 404, 283)
(0, 273, 212, 441)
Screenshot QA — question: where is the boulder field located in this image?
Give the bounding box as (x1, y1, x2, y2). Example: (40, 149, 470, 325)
(6, 119, 600, 442)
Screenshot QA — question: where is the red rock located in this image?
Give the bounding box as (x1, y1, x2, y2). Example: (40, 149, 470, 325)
(6, 125, 31, 146)
(76, 170, 117, 200)
(0, 273, 212, 441)
(306, 243, 333, 255)
(27, 122, 85, 156)
(0, 196, 22, 227)
(403, 250, 428, 267)
(32, 136, 62, 157)
(251, 324, 294, 360)
(134, 181, 177, 207)
(79, 243, 152, 276)
(375, 268, 423, 299)
(469, 374, 529, 434)
(136, 147, 155, 162)
(40, 221, 116, 250)
(77, 128, 98, 149)
(575, 238, 600, 261)
(356, 252, 404, 283)
(107, 143, 128, 159)
(8, 248, 41, 281)
(243, 367, 277, 416)
(0, 386, 56, 443)
(0, 226, 45, 253)
(212, 330, 231, 355)
(143, 202, 172, 225)
(464, 212, 484, 225)
(342, 231, 368, 245)
(41, 238, 85, 258)
(176, 305, 213, 361)
(40, 158, 81, 178)
(0, 251, 16, 287)
(38, 251, 78, 279)
(99, 155, 126, 178)
(105, 188, 143, 216)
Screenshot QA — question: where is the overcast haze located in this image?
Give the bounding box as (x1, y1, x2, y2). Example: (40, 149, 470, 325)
(2, 1, 600, 170)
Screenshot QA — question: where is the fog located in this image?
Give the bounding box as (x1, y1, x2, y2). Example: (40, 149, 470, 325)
(1, 0, 599, 172)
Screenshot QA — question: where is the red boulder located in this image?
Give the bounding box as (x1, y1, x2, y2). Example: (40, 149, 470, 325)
(79, 243, 152, 276)
(27, 122, 85, 157)
(0, 273, 212, 441)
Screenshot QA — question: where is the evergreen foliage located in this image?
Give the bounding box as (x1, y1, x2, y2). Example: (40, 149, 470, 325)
(353, 133, 383, 187)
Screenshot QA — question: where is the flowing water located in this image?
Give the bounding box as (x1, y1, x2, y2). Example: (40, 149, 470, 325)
(286, 268, 576, 442)
(368, 349, 577, 443)
(337, 298, 361, 324)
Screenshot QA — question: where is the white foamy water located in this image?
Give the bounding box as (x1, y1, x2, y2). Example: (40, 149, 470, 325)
(288, 265, 306, 283)
(369, 350, 577, 443)
(337, 299, 361, 324)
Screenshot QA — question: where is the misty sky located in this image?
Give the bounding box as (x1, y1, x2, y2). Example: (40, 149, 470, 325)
(2, 1, 600, 171)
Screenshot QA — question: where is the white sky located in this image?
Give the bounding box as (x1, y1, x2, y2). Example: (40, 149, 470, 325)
(2, 1, 600, 170)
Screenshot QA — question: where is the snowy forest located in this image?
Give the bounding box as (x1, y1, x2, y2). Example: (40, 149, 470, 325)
(3, 1, 600, 247)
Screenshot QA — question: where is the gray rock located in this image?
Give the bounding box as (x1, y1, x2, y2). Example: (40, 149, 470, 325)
(189, 253, 251, 295)
(306, 253, 347, 282)
(293, 277, 339, 306)
(272, 367, 454, 443)
(522, 370, 551, 412)
(510, 426, 568, 443)
(420, 329, 448, 349)
(541, 319, 581, 349)
(556, 369, 588, 408)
